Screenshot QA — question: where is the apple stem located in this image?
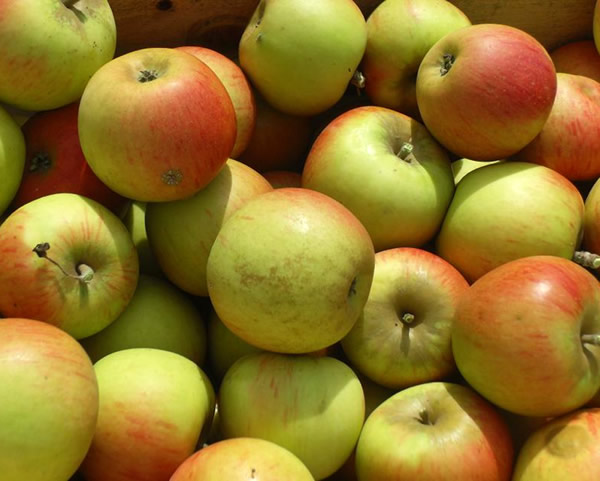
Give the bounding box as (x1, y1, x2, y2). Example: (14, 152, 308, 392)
(32, 243, 94, 283)
(62, 0, 78, 8)
(350, 70, 366, 90)
(582, 334, 600, 346)
(401, 312, 415, 324)
(573, 250, 600, 269)
(397, 142, 414, 161)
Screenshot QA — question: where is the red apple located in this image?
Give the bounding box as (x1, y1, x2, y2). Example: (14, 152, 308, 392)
(10, 101, 128, 215)
(452, 255, 600, 417)
(512, 73, 600, 181)
(551, 40, 600, 82)
(175, 45, 256, 159)
(416, 23, 557, 160)
(78, 47, 237, 202)
(0, 318, 99, 481)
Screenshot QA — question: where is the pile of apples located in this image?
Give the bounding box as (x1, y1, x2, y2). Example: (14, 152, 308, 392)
(3, 0, 600, 480)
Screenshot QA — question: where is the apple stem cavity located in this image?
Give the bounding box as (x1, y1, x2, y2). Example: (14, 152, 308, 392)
(29, 152, 52, 172)
(440, 53, 455, 76)
(397, 142, 414, 161)
(417, 408, 433, 425)
(32, 243, 94, 283)
(582, 334, 600, 346)
(573, 250, 600, 269)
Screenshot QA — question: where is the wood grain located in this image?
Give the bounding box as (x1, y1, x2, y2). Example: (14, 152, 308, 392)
(110, 0, 595, 55)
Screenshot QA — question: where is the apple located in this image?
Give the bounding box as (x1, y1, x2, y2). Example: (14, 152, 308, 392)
(10, 101, 128, 216)
(511, 73, 600, 181)
(361, 0, 471, 118)
(175, 45, 256, 159)
(355, 381, 514, 481)
(218, 351, 365, 480)
(238, 0, 367, 116)
(145, 158, 272, 297)
(583, 177, 600, 256)
(121, 201, 163, 276)
(551, 40, 600, 82)
(263, 170, 303, 188)
(0, 103, 25, 217)
(0, 0, 116, 111)
(0, 318, 99, 481)
(594, 0, 600, 55)
(78, 47, 237, 202)
(79, 348, 216, 481)
(170, 437, 315, 481)
(79, 274, 207, 365)
(416, 23, 557, 160)
(0, 192, 139, 339)
(436, 161, 585, 282)
(512, 408, 600, 480)
(238, 92, 314, 173)
(341, 247, 469, 390)
(452, 255, 600, 417)
(451, 157, 502, 184)
(302, 106, 454, 251)
(206, 187, 375, 354)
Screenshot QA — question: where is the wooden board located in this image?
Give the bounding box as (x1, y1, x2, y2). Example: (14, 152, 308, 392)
(110, 0, 596, 56)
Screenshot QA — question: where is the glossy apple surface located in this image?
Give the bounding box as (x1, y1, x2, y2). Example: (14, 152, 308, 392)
(416, 23, 557, 160)
(78, 47, 237, 202)
(0, 103, 25, 217)
(452, 255, 600, 417)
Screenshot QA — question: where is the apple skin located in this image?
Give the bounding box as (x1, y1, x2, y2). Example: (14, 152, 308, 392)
(451, 158, 502, 184)
(0, 103, 25, 217)
(416, 23, 557, 160)
(146, 158, 272, 297)
(436, 161, 584, 283)
(218, 352, 365, 480)
(239, 0, 367, 116)
(79, 348, 216, 481)
(551, 40, 600, 82)
(452, 255, 600, 418)
(302, 106, 455, 251)
(341, 247, 469, 389)
(512, 408, 600, 481)
(583, 177, 600, 256)
(0, 318, 99, 481)
(0, 0, 116, 111)
(207, 187, 375, 354)
(238, 92, 314, 173)
(79, 275, 207, 365)
(594, 0, 600, 55)
(78, 47, 237, 202)
(362, 0, 471, 118)
(121, 201, 163, 276)
(175, 45, 256, 159)
(10, 102, 128, 216)
(511, 73, 600, 181)
(355, 381, 514, 481)
(170, 437, 315, 481)
(0, 193, 139, 339)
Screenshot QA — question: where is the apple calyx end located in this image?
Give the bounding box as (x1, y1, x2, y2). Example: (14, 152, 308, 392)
(138, 69, 160, 83)
(32, 243, 94, 284)
(572, 250, 600, 270)
(29, 152, 52, 173)
(440, 53, 455, 76)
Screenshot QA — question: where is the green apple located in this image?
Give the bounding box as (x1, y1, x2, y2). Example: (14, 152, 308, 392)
(79, 275, 207, 365)
(218, 352, 365, 480)
(121, 201, 163, 276)
(171, 437, 315, 481)
(302, 105, 454, 251)
(206, 187, 375, 354)
(451, 158, 502, 184)
(0, 318, 99, 481)
(436, 161, 584, 282)
(355, 382, 514, 481)
(0, 103, 25, 216)
(239, 0, 367, 116)
(341, 247, 469, 389)
(512, 408, 600, 480)
(362, 0, 471, 118)
(78, 47, 237, 202)
(452, 255, 600, 417)
(80, 348, 216, 481)
(583, 176, 600, 257)
(594, 0, 600, 55)
(146, 158, 272, 297)
(0, 193, 139, 339)
(0, 0, 116, 111)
